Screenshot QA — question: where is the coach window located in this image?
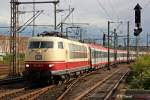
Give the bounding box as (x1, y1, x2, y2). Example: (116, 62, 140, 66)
(58, 42, 64, 49)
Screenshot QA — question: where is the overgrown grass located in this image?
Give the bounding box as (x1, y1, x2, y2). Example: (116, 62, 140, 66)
(127, 53, 150, 89)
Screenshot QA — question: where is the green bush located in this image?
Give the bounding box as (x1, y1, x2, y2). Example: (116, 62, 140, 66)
(3, 53, 25, 64)
(3, 54, 11, 64)
(128, 54, 150, 89)
(18, 53, 25, 64)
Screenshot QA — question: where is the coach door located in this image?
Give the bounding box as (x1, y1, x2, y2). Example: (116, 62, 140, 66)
(89, 47, 92, 67)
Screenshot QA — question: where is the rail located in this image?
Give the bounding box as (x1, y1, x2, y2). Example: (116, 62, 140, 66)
(74, 69, 121, 100)
(57, 69, 105, 100)
(56, 66, 130, 100)
(0, 88, 25, 99)
(13, 85, 55, 100)
(104, 69, 129, 100)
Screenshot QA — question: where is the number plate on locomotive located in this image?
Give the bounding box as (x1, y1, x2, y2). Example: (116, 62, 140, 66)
(35, 55, 42, 60)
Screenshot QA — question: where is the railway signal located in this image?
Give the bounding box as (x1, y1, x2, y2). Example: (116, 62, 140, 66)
(134, 3, 142, 36)
(134, 27, 142, 36)
(134, 3, 142, 57)
(134, 4, 142, 25)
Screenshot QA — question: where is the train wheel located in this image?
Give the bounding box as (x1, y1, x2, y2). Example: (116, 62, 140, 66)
(91, 67, 95, 71)
(58, 78, 64, 85)
(64, 74, 70, 83)
(86, 69, 90, 73)
(73, 72, 78, 78)
(53, 76, 61, 84)
(113, 63, 118, 68)
(47, 78, 53, 85)
(84, 69, 88, 73)
(79, 70, 84, 76)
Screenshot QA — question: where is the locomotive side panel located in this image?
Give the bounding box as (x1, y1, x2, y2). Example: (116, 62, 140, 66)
(66, 41, 90, 73)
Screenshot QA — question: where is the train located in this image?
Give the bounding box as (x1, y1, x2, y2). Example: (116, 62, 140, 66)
(23, 32, 137, 83)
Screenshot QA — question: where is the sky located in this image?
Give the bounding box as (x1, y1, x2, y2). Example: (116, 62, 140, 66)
(0, 0, 150, 45)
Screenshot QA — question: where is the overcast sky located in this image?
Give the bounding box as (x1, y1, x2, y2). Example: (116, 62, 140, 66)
(0, 0, 150, 45)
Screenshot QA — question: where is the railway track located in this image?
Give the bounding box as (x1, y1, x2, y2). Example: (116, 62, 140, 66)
(81, 68, 129, 100)
(56, 65, 130, 100)
(0, 65, 9, 75)
(0, 75, 56, 100)
(0, 84, 55, 100)
(0, 76, 24, 85)
(56, 69, 104, 100)
(0, 64, 25, 76)
(12, 85, 55, 100)
(0, 64, 130, 100)
(0, 70, 9, 76)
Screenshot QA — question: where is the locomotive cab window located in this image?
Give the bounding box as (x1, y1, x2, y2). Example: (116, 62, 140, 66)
(29, 41, 53, 49)
(41, 41, 53, 48)
(58, 42, 64, 49)
(29, 41, 40, 49)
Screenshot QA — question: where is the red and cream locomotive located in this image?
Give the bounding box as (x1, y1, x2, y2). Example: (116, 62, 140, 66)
(24, 33, 136, 83)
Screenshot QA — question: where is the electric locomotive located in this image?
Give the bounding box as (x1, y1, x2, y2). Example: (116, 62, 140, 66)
(24, 34, 90, 82)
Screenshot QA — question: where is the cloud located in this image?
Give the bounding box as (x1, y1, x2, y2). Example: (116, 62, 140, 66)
(0, 17, 9, 24)
(0, 0, 150, 45)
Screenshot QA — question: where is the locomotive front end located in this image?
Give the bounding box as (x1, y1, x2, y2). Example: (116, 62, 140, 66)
(24, 37, 66, 82)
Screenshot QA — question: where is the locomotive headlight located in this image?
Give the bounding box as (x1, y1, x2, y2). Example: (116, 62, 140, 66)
(26, 64, 29, 68)
(48, 64, 54, 68)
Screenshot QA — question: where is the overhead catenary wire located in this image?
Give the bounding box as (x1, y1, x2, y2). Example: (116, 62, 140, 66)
(142, 0, 150, 11)
(95, 2, 109, 20)
(32, 0, 36, 36)
(107, 0, 119, 20)
(96, 0, 113, 20)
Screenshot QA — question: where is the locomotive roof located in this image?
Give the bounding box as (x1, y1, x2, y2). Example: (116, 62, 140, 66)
(28, 36, 88, 46)
(29, 36, 65, 41)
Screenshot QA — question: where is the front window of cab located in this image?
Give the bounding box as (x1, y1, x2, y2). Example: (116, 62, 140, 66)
(28, 41, 53, 49)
